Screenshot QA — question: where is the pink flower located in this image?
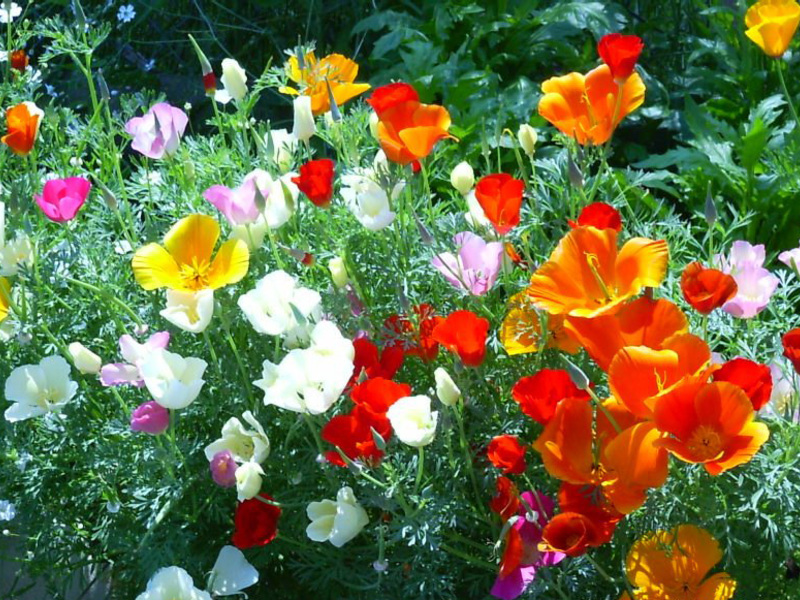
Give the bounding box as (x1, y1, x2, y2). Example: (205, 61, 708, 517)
(714, 241, 778, 319)
(100, 331, 170, 387)
(779, 241, 800, 275)
(125, 102, 188, 159)
(34, 177, 91, 222)
(431, 232, 503, 296)
(210, 450, 237, 487)
(203, 170, 267, 226)
(130, 401, 169, 435)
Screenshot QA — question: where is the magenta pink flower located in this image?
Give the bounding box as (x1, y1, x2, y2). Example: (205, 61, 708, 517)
(714, 241, 779, 319)
(203, 169, 269, 226)
(130, 401, 169, 435)
(34, 177, 91, 222)
(431, 231, 503, 296)
(100, 331, 170, 387)
(125, 102, 188, 159)
(209, 450, 237, 487)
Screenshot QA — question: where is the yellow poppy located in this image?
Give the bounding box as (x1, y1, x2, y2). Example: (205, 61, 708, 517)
(0, 277, 10, 323)
(279, 52, 371, 116)
(745, 0, 800, 57)
(132, 214, 249, 292)
(500, 291, 580, 355)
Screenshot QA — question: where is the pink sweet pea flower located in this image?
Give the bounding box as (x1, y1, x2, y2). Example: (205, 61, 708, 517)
(431, 231, 503, 296)
(35, 177, 91, 222)
(125, 102, 188, 159)
(210, 450, 237, 487)
(203, 170, 268, 226)
(714, 241, 779, 319)
(130, 401, 170, 434)
(491, 491, 565, 600)
(100, 331, 170, 387)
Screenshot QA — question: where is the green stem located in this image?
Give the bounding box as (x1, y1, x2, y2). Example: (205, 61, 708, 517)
(414, 446, 425, 494)
(63, 276, 142, 325)
(776, 59, 800, 134)
(223, 329, 255, 406)
(439, 543, 495, 572)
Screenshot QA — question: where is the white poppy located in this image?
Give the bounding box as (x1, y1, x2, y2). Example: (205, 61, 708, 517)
(209, 546, 259, 597)
(328, 256, 349, 289)
(160, 289, 214, 334)
(4, 356, 78, 422)
(139, 349, 207, 409)
(68, 342, 102, 375)
(135, 566, 211, 600)
(0, 233, 32, 276)
(235, 461, 264, 500)
(216, 58, 247, 103)
(266, 128, 297, 173)
(464, 189, 492, 230)
(517, 124, 538, 156)
(434, 367, 461, 407)
(306, 486, 369, 548)
(341, 171, 403, 231)
(292, 95, 316, 143)
(204, 411, 270, 464)
(386, 395, 438, 447)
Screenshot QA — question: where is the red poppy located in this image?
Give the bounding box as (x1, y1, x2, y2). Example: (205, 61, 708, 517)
(322, 407, 391, 467)
(511, 369, 589, 425)
(232, 494, 281, 549)
(713, 357, 773, 411)
(489, 476, 520, 521)
(291, 158, 335, 208)
(782, 328, 800, 374)
(10, 50, 28, 73)
(367, 82, 420, 116)
(350, 377, 412, 416)
(680, 262, 738, 315)
(557, 482, 623, 546)
(597, 33, 644, 81)
(487, 435, 527, 474)
(431, 310, 490, 367)
(474, 173, 524, 235)
(349, 338, 404, 387)
(568, 202, 622, 232)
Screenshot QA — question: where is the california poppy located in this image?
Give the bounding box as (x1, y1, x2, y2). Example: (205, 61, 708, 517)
(745, 0, 800, 58)
(486, 435, 527, 474)
(279, 51, 371, 115)
(713, 357, 773, 411)
(232, 494, 281, 549)
(653, 381, 770, 475)
(500, 292, 581, 356)
(680, 262, 738, 315)
(2, 101, 43, 156)
(782, 328, 800, 373)
(511, 369, 588, 425)
(131, 213, 249, 292)
(350, 377, 411, 417)
(597, 33, 644, 81)
(322, 407, 391, 467)
(540, 512, 602, 557)
(567, 202, 622, 232)
(383, 303, 443, 362)
(557, 483, 623, 546)
(538, 65, 645, 146)
(10, 50, 28, 72)
(292, 158, 335, 208)
(349, 338, 404, 387)
(489, 476, 520, 521)
(474, 174, 525, 235)
(431, 310, 490, 367)
(526, 226, 668, 318)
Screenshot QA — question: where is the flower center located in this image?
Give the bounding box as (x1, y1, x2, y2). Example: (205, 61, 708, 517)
(179, 257, 212, 291)
(687, 425, 724, 461)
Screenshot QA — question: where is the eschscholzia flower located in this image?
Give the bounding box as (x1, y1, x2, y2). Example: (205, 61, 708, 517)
(517, 124, 537, 156)
(714, 241, 779, 318)
(232, 494, 281, 549)
(367, 82, 453, 165)
(432, 231, 503, 296)
(500, 293, 580, 356)
(432, 310, 490, 367)
(328, 256, 349, 288)
(567, 201, 622, 231)
(783, 328, 800, 373)
(680, 262, 738, 315)
(204, 411, 270, 464)
(490, 476, 521, 521)
(34, 177, 91, 223)
(292, 158, 335, 208)
(713, 357, 773, 411)
(209, 450, 237, 487)
(764, 362, 798, 420)
(138, 349, 208, 410)
(0, 232, 32, 276)
(474, 174, 524, 235)
(68, 342, 102, 374)
(205, 169, 298, 230)
(487, 435, 526, 474)
(538, 65, 645, 145)
(597, 33, 644, 81)
(450, 161, 474, 195)
(349, 338, 404, 386)
(209, 546, 259, 597)
(100, 331, 170, 387)
(384, 303, 443, 362)
(464, 189, 492, 229)
(279, 51, 370, 115)
(386, 395, 438, 447)
(540, 512, 605, 557)
(745, 0, 800, 58)
(4, 356, 78, 422)
(134, 566, 211, 600)
(621, 525, 737, 600)
(292, 95, 316, 143)
(511, 369, 589, 425)
(266, 128, 297, 172)
(2, 101, 43, 156)
(130, 401, 170, 435)
(125, 102, 188, 160)
(217, 58, 247, 103)
(0, 2, 21, 24)
(160, 289, 214, 333)
(653, 381, 769, 475)
(340, 169, 403, 231)
(132, 214, 249, 292)
(306, 486, 369, 547)
(10, 50, 28, 72)
(0, 276, 10, 324)
(526, 226, 668, 318)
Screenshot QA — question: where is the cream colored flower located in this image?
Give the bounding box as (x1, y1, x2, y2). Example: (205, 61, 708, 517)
(160, 289, 214, 334)
(386, 395, 438, 447)
(68, 342, 102, 375)
(306, 486, 369, 547)
(4, 356, 78, 422)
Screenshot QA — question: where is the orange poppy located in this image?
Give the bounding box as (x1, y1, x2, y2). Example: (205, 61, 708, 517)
(474, 173, 525, 235)
(713, 357, 773, 411)
(564, 296, 688, 371)
(538, 64, 645, 146)
(368, 82, 453, 165)
(2, 101, 44, 156)
(540, 512, 602, 557)
(782, 328, 800, 373)
(680, 262, 738, 314)
(489, 476, 520, 521)
(500, 291, 580, 355)
(279, 51, 371, 115)
(567, 201, 622, 232)
(486, 435, 527, 474)
(431, 310, 490, 367)
(653, 381, 770, 475)
(511, 369, 589, 425)
(556, 482, 623, 547)
(526, 226, 668, 318)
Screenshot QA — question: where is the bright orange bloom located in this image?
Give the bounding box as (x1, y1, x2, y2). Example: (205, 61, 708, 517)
(2, 101, 43, 156)
(383, 303, 443, 362)
(368, 82, 453, 165)
(745, 0, 800, 58)
(713, 357, 773, 411)
(526, 226, 668, 318)
(431, 310, 489, 367)
(489, 476, 520, 521)
(538, 64, 645, 146)
(279, 51, 371, 115)
(500, 292, 580, 356)
(565, 296, 688, 371)
(782, 328, 800, 373)
(511, 369, 589, 425)
(131, 213, 249, 292)
(567, 201, 622, 232)
(487, 435, 527, 474)
(0, 277, 10, 324)
(624, 524, 737, 600)
(653, 381, 770, 475)
(680, 262, 738, 315)
(608, 332, 712, 419)
(474, 174, 524, 235)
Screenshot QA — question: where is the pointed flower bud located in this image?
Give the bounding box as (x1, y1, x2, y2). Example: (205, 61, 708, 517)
(188, 34, 217, 96)
(562, 357, 590, 390)
(325, 78, 342, 123)
(97, 69, 111, 103)
(517, 124, 538, 156)
(450, 161, 474, 195)
(704, 183, 717, 227)
(567, 157, 584, 189)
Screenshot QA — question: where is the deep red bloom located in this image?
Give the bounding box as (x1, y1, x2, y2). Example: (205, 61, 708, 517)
(383, 304, 443, 362)
(367, 82, 420, 116)
(349, 338, 404, 387)
(597, 33, 644, 81)
(487, 435, 527, 474)
(432, 310, 490, 367)
(411, 160, 422, 174)
(783, 328, 800, 374)
(713, 357, 773, 411)
(203, 71, 217, 95)
(680, 262, 738, 315)
(291, 159, 335, 208)
(568, 202, 622, 232)
(10, 50, 28, 73)
(489, 476, 520, 521)
(350, 377, 412, 416)
(541, 512, 600, 557)
(511, 369, 589, 425)
(474, 173, 525, 235)
(232, 494, 281, 549)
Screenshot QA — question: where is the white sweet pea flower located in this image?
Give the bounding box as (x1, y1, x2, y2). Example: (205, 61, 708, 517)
(266, 128, 297, 173)
(135, 566, 211, 600)
(215, 58, 248, 103)
(341, 171, 403, 231)
(0, 233, 32, 276)
(235, 461, 264, 500)
(292, 95, 316, 143)
(204, 411, 270, 464)
(306, 486, 369, 548)
(209, 546, 259, 597)
(4, 356, 78, 422)
(68, 342, 102, 375)
(387, 395, 438, 447)
(450, 161, 474, 195)
(238, 270, 321, 345)
(139, 349, 207, 409)
(160, 289, 214, 334)
(434, 367, 461, 407)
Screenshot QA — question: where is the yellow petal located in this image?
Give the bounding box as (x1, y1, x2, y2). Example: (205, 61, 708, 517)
(207, 239, 249, 289)
(278, 85, 300, 96)
(132, 243, 182, 290)
(0, 277, 10, 322)
(164, 214, 220, 267)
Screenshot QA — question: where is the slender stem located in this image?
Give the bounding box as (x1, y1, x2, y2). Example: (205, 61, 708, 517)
(438, 543, 495, 572)
(63, 276, 142, 325)
(584, 552, 615, 584)
(586, 386, 622, 434)
(223, 329, 255, 406)
(414, 446, 425, 494)
(776, 59, 800, 134)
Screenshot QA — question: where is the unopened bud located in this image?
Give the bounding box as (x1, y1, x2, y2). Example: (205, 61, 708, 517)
(450, 161, 474, 195)
(368, 111, 380, 139)
(68, 342, 102, 375)
(567, 158, 584, 189)
(92, 177, 118, 211)
(253, 184, 267, 214)
(371, 427, 387, 451)
(96, 69, 111, 103)
(562, 357, 589, 390)
(517, 124, 538, 156)
(704, 183, 716, 227)
(183, 156, 195, 185)
(325, 78, 341, 123)
(328, 256, 349, 289)
(413, 211, 434, 246)
(72, 0, 86, 31)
